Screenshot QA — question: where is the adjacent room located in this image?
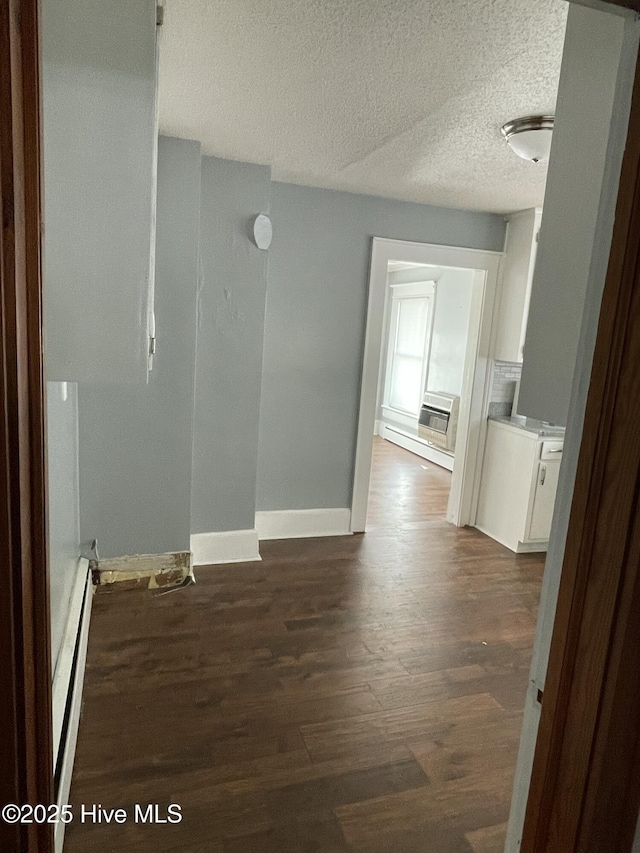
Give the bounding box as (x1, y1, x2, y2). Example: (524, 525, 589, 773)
(367, 259, 473, 527)
(362, 253, 480, 534)
(39, 0, 640, 851)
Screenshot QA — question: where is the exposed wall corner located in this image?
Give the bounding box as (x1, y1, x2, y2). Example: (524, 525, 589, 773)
(91, 551, 192, 591)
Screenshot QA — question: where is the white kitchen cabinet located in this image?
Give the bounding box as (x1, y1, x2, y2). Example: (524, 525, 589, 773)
(529, 461, 561, 541)
(475, 419, 563, 552)
(494, 208, 542, 363)
(42, 0, 159, 383)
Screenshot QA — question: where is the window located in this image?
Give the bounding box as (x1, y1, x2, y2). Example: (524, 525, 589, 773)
(384, 281, 435, 417)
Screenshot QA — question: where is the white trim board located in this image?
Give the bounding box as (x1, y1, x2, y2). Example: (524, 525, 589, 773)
(190, 529, 261, 566)
(380, 423, 454, 472)
(55, 564, 93, 853)
(351, 237, 502, 532)
(256, 509, 352, 540)
(474, 522, 549, 554)
(380, 405, 418, 432)
(52, 558, 90, 763)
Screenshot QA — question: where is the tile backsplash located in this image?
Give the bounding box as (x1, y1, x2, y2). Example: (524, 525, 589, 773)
(489, 360, 522, 417)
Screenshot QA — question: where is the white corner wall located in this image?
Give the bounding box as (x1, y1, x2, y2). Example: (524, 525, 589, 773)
(428, 269, 475, 397)
(518, 3, 630, 426)
(47, 381, 81, 673)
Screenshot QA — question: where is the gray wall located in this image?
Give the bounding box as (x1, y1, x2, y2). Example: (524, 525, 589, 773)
(190, 158, 272, 534)
(256, 182, 504, 512)
(47, 381, 81, 672)
(72, 156, 503, 546)
(42, 0, 157, 384)
(506, 7, 640, 848)
(78, 136, 201, 558)
(518, 4, 626, 426)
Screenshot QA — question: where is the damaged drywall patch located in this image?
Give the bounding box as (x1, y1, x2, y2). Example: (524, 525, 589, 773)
(91, 551, 191, 592)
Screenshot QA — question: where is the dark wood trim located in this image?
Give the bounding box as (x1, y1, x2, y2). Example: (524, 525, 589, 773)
(520, 30, 640, 853)
(0, 1, 54, 851)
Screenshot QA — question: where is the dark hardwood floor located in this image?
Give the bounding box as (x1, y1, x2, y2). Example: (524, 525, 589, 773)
(65, 437, 544, 852)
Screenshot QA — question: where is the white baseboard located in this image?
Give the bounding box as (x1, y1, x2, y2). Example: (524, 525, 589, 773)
(256, 508, 352, 540)
(516, 540, 549, 554)
(374, 419, 383, 436)
(380, 422, 455, 472)
(52, 559, 90, 763)
(190, 529, 261, 566)
(55, 561, 93, 853)
(474, 523, 548, 554)
(380, 406, 418, 432)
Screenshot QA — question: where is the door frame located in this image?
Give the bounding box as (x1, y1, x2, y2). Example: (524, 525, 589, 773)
(0, 1, 54, 852)
(351, 237, 501, 532)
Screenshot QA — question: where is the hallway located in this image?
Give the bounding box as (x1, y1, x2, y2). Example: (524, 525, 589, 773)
(65, 439, 544, 852)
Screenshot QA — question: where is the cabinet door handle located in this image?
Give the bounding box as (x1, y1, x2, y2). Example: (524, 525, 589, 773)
(540, 465, 547, 486)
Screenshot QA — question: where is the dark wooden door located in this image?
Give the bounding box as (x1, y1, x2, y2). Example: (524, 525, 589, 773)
(0, 1, 54, 851)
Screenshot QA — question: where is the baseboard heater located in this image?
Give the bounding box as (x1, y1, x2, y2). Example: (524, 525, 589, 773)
(52, 559, 94, 853)
(381, 423, 454, 472)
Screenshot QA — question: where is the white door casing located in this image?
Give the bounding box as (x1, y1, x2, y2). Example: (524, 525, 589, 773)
(351, 237, 502, 532)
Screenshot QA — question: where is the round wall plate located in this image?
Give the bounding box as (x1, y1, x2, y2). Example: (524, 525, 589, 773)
(252, 213, 273, 250)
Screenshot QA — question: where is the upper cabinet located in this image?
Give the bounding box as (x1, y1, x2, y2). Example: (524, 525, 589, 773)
(42, 0, 159, 383)
(493, 208, 542, 364)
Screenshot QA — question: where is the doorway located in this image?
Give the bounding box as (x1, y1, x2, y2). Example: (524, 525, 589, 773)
(368, 257, 479, 532)
(351, 238, 501, 533)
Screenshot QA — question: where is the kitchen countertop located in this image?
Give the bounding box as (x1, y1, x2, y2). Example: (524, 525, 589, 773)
(488, 414, 566, 438)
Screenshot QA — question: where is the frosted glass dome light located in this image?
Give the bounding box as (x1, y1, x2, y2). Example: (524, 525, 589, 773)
(501, 116, 554, 163)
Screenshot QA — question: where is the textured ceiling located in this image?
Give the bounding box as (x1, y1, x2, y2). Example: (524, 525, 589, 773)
(159, 0, 568, 214)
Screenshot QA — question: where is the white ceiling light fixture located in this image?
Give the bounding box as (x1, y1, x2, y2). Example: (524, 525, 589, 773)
(501, 115, 554, 163)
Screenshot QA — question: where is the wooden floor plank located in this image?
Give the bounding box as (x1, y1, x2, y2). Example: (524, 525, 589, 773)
(64, 437, 543, 851)
(466, 821, 510, 853)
